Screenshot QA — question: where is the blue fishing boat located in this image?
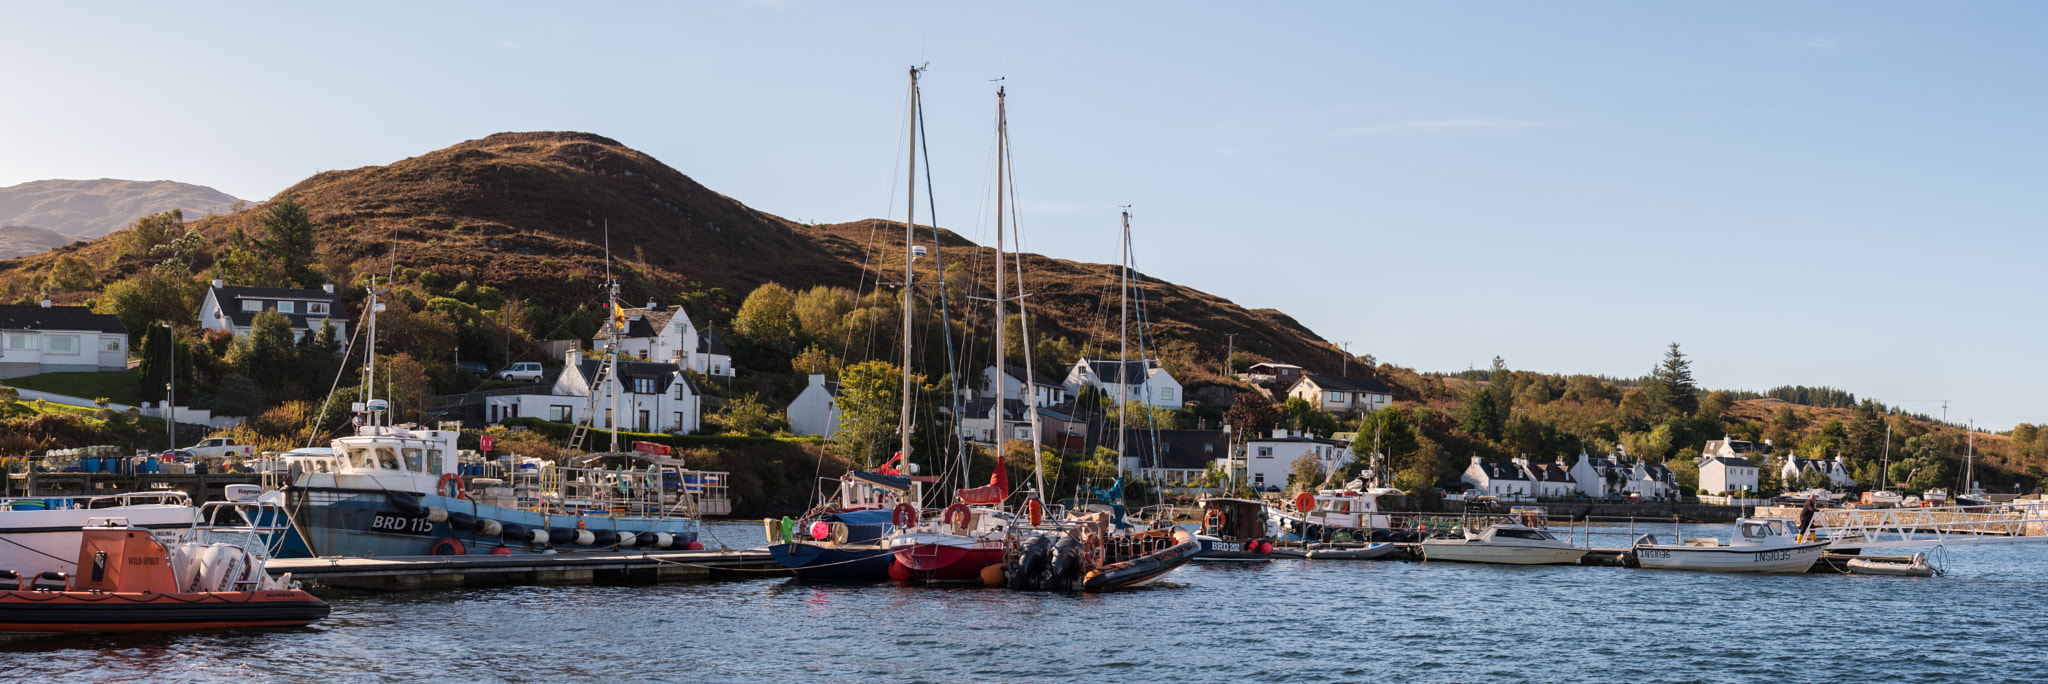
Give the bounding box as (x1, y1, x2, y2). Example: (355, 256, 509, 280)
(768, 456, 926, 582)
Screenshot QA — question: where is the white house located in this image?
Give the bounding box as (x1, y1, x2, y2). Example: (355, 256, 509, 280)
(788, 374, 841, 438)
(1518, 459, 1578, 499)
(1065, 357, 1182, 409)
(1286, 374, 1396, 416)
(1570, 451, 1629, 498)
(1781, 455, 1856, 489)
(197, 280, 348, 342)
(1241, 362, 1303, 386)
(1699, 455, 1760, 496)
(484, 349, 700, 434)
(0, 300, 128, 379)
(1624, 461, 1678, 501)
(1698, 437, 1773, 464)
(1242, 429, 1346, 491)
(982, 364, 1068, 407)
(1463, 457, 1535, 501)
(597, 302, 733, 380)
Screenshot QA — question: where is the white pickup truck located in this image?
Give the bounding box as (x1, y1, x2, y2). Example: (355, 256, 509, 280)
(189, 437, 255, 459)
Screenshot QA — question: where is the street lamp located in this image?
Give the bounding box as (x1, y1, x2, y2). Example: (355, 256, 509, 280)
(161, 322, 175, 451)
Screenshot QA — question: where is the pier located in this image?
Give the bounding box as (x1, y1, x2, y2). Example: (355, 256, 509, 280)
(272, 548, 786, 591)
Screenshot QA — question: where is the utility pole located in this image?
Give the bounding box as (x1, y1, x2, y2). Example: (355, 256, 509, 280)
(1338, 341, 1352, 377)
(1224, 333, 1237, 379)
(162, 322, 174, 451)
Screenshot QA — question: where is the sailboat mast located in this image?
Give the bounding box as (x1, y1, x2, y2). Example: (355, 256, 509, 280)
(992, 86, 1009, 497)
(606, 222, 621, 453)
(1116, 210, 1130, 478)
(897, 66, 920, 472)
(363, 276, 377, 428)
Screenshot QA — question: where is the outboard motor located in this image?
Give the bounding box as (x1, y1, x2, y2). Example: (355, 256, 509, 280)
(1044, 535, 1083, 590)
(1009, 535, 1051, 590)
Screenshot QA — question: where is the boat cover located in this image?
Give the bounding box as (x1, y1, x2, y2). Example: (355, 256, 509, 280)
(849, 470, 913, 492)
(956, 455, 1009, 505)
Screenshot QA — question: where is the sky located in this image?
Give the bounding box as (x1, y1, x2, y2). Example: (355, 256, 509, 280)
(3, 2, 2044, 429)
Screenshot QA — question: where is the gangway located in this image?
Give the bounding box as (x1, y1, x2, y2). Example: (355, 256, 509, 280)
(1809, 502, 2048, 549)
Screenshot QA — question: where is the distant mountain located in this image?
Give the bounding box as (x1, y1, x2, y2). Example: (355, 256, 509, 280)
(0, 225, 85, 260)
(0, 179, 244, 239)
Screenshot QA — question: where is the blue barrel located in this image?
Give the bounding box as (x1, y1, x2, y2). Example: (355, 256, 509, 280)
(144, 457, 159, 474)
(83, 458, 100, 473)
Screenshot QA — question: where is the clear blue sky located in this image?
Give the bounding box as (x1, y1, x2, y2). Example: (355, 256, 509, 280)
(4, 2, 2043, 429)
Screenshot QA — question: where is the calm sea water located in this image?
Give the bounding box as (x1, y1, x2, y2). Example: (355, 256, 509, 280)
(6, 521, 2048, 683)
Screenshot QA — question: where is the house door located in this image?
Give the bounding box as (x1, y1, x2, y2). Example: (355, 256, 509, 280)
(638, 410, 650, 433)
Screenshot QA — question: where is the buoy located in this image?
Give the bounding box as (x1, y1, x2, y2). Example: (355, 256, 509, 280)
(1260, 541, 1274, 554)
(887, 560, 912, 582)
(811, 521, 832, 541)
(685, 541, 703, 551)
(490, 546, 512, 555)
(980, 564, 1006, 587)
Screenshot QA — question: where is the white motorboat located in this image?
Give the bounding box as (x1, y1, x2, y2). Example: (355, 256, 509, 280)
(1268, 487, 1406, 543)
(1420, 522, 1587, 565)
(1632, 517, 1828, 573)
(0, 492, 198, 578)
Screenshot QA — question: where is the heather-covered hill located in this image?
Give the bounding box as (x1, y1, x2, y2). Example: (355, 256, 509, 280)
(0, 179, 243, 240)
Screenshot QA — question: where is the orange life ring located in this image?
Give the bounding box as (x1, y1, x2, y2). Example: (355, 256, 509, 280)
(942, 503, 973, 533)
(429, 536, 466, 556)
(1294, 492, 1317, 513)
(1204, 508, 1224, 531)
(892, 502, 917, 528)
(1083, 533, 1105, 567)
(437, 473, 467, 499)
(1027, 499, 1044, 527)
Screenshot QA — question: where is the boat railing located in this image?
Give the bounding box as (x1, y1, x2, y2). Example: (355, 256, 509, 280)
(192, 500, 295, 568)
(530, 464, 721, 518)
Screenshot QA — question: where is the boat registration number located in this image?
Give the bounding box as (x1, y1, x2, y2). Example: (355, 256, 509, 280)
(1637, 549, 1671, 559)
(1753, 550, 1793, 563)
(370, 511, 436, 536)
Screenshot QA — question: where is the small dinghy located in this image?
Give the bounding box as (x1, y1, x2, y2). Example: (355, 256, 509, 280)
(1304, 542, 1398, 560)
(1847, 552, 1942, 577)
(0, 501, 328, 635)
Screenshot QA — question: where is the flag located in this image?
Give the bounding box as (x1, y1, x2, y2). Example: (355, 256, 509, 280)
(613, 303, 627, 332)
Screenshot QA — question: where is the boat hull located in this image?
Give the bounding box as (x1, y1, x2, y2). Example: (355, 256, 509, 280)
(0, 589, 330, 634)
(1081, 538, 1200, 591)
(1421, 541, 1586, 565)
(889, 535, 1005, 583)
(1304, 542, 1398, 560)
(769, 542, 895, 582)
(1192, 535, 1270, 562)
(1633, 541, 1829, 573)
(0, 505, 196, 578)
(285, 488, 699, 558)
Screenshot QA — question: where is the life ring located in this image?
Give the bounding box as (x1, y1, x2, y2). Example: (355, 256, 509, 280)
(1082, 532, 1105, 568)
(1520, 512, 1538, 528)
(429, 536, 466, 556)
(1027, 499, 1044, 527)
(892, 502, 917, 528)
(1204, 508, 1224, 531)
(1294, 492, 1316, 513)
(437, 473, 467, 499)
(941, 503, 973, 534)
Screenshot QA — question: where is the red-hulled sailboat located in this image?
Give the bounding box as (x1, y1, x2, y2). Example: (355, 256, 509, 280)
(887, 457, 1014, 583)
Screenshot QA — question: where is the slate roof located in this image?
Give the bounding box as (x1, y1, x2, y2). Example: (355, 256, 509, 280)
(1702, 455, 1758, 469)
(1117, 429, 1230, 470)
(1639, 463, 1676, 483)
(1702, 439, 1772, 458)
(1475, 460, 1530, 481)
(0, 304, 127, 334)
(992, 364, 1064, 388)
(697, 330, 729, 356)
(207, 285, 347, 331)
(1531, 463, 1576, 483)
(571, 358, 691, 395)
(1300, 374, 1395, 395)
(1078, 358, 1154, 384)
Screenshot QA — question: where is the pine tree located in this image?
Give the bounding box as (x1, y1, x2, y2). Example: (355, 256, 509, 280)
(1645, 342, 1699, 421)
(256, 198, 321, 288)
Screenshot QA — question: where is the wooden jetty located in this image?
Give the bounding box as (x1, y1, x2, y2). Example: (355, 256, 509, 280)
(272, 548, 787, 591)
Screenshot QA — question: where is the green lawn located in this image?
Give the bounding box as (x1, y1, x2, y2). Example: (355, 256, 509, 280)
(6, 369, 144, 407)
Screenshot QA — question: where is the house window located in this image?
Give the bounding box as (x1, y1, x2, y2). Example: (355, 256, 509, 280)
(1014, 426, 1029, 440)
(1326, 391, 1345, 403)
(673, 412, 684, 431)
(1161, 387, 1175, 401)
(713, 364, 723, 375)
(241, 300, 262, 312)
(604, 408, 613, 428)
(101, 337, 121, 351)
(637, 349, 648, 360)
(633, 378, 655, 394)
(1257, 447, 1273, 458)
(45, 335, 77, 355)
(5, 333, 33, 350)
(549, 405, 572, 422)
(308, 302, 329, 315)
(277, 301, 295, 314)
(1205, 444, 1214, 453)
(674, 382, 686, 399)
(1254, 473, 1266, 486)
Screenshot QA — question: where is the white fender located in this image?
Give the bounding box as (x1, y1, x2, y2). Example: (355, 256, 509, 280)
(479, 519, 503, 537)
(424, 506, 449, 523)
(529, 529, 549, 545)
(653, 532, 674, 548)
(574, 530, 595, 546)
(615, 532, 637, 547)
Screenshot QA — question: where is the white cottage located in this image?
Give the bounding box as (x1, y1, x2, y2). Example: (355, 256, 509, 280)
(0, 300, 128, 379)
(1242, 429, 1346, 491)
(1570, 451, 1629, 498)
(1699, 455, 1760, 496)
(1065, 357, 1182, 409)
(1463, 457, 1535, 501)
(484, 350, 700, 434)
(1625, 461, 1678, 501)
(1285, 374, 1395, 416)
(1518, 458, 1578, 499)
(197, 280, 348, 342)
(598, 302, 733, 380)
(982, 364, 1069, 407)
(1781, 455, 1856, 489)
(787, 374, 842, 438)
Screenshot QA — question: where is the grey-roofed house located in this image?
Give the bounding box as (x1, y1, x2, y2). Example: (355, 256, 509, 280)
(1700, 455, 1760, 496)
(1518, 458, 1578, 499)
(197, 280, 348, 342)
(788, 373, 842, 438)
(593, 301, 733, 380)
(1064, 357, 1182, 409)
(1464, 456, 1535, 501)
(483, 349, 700, 434)
(1569, 451, 1630, 498)
(1286, 374, 1395, 416)
(1117, 429, 1230, 486)
(1780, 454, 1856, 489)
(0, 299, 129, 378)
(983, 364, 1069, 407)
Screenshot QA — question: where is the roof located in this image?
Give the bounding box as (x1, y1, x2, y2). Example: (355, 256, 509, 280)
(0, 304, 127, 334)
(991, 364, 1063, 388)
(1474, 460, 1530, 481)
(1531, 463, 1575, 483)
(1118, 429, 1230, 470)
(207, 285, 348, 331)
(697, 330, 729, 356)
(1703, 455, 1758, 469)
(1703, 439, 1772, 456)
(572, 358, 690, 395)
(1639, 463, 1675, 481)
(1298, 374, 1395, 395)
(1247, 362, 1301, 370)
(1077, 357, 1155, 384)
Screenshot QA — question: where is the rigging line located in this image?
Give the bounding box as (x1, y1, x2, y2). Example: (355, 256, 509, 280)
(916, 93, 968, 474)
(303, 312, 367, 448)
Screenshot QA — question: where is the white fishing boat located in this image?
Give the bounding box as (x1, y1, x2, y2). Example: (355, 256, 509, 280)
(1268, 487, 1405, 543)
(0, 492, 198, 578)
(1419, 522, 1586, 565)
(1632, 517, 1829, 573)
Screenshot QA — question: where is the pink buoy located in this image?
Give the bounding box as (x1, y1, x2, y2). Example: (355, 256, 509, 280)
(811, 521, 831, 540)
(1259, 541, 1274, 554)
(887, 559, 912, 582)
(686, 541, 703, 550)
(490, 546, 512, 555)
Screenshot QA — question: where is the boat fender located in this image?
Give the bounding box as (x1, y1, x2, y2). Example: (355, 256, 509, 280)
(529, 528, 549, 545)
(892, 503, 916, 529)
(430, 536, 467, 556)
(388, 491, 423, 514)
(548, 527, 576, 546)
(498, 523, 528, 543)
(887, 559, 912, 582)
(591, 529, 619, 547)
(575, 529, 596, 546)
(1259, 541, 1273, 554)
(686, 541, 703, 551)
(1027, 499, 1044, 527)
(424, 506, 449, 524)
(980, 564, 1005, 588)
(652, 532, 674, 548)
(828, 522, 850, 545)
(448, 512, 478, 532)
(490, 547, 512, 555)
(0, 570, 16, 590)
(479, 518, 503, 537)
(810, 521, 832, 541)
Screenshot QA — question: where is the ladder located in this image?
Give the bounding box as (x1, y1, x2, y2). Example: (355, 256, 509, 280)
(566, 355, 614, 455)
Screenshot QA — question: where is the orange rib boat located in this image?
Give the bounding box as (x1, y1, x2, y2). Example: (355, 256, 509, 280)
(0, 520, 329, 634)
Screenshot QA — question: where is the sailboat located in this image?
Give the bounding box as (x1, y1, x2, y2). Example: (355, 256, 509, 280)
(276, 260, 720, 558)
(767, 452, 927, 582)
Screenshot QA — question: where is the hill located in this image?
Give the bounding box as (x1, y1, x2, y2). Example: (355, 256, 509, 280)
(0, 179, 245, 240)
(0, 131, 1344, 392)
(0, 225, 85, 260)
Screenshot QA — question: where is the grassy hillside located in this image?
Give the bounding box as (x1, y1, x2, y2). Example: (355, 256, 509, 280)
(0, 225, 84, 260)
(0, 179, 244, 239)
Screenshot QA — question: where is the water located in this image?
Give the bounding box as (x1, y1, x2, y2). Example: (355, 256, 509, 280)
(7, 521, 2048, 683)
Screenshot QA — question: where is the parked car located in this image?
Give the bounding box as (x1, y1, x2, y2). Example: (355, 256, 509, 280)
(496, 362, 545, 382)
(188, 437, 253, 459)
(457, 360, 490, 378)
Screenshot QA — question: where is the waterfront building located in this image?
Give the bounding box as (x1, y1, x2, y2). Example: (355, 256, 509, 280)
(788, 373, 841, 438)
(1243, 429, 1346, 491)
(1780, 454, 1856, 489)
(484, 349, 701, 433)
(1570, 450, 1628, 498)
(1064, 357, 1182, 409)
(1463, 456, 1535, 501)
(1700, 455, 1761, 496)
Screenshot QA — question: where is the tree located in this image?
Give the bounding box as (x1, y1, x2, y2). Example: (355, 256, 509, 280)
(791, 344, 838, 378)
(1287, 452, 1326, 490)
(118, 209, 186, 260)
(256, 198, 321, 288)
(733, 283, 800, 352)
(1356, 406, 1418, 467)
(97, 267, 198, 346)
(226, 310, 299, 402)
(1644, 343, 1699, 421)
(296, 320, 344, 399)
(1798, 467, 1830, 491)
(792, 285, 853, 344)
(833, 360, 903, 467)
(1460, 383, 1502, 440)
(712, 394, 784, 436)
(136, 324, 174, 402)
(46, 255, 96, 293)
(213, 375, 265, 417)
(1621, 424, 1675, 463)
(1224, 392, 1280, 441)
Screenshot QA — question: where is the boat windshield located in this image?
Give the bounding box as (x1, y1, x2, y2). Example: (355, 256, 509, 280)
(403, 448, 424, 472)
(1494, 528, 1555, 541)
(1740, 522, 1779, 538)
(375, 447, 400, 470)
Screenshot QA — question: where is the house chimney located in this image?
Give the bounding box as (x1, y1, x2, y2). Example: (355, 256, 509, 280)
(212, 278, 224, 288)
(1471, 455, 1483, 465)
(39, 298, 51, 308)
(323, 282, 335, 294)
(809, 373, 825, 387)
(646, 301, 657, 309)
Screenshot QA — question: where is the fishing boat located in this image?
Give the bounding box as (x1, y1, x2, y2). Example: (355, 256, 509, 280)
(1420, 521, 1587, 565)
(1846, 551, 1941, 577)
(1631, 517, 1829, 573)
(768, 454, 928, 581)
(1865, 490, 1903, 508)
(1192, 497, 1274, 561)
(1268, 487, 1409, 544)
(0, 492, 197, 579)
(0, 500, 328, 634)
(1923, 488, 1949, 506)
(278, 275, 719, 558)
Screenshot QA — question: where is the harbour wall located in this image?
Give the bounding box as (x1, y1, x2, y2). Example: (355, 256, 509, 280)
(1454, 502, 1748, 523)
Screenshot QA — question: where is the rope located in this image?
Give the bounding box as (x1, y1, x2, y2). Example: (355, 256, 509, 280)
(0, 535, 75, 566)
